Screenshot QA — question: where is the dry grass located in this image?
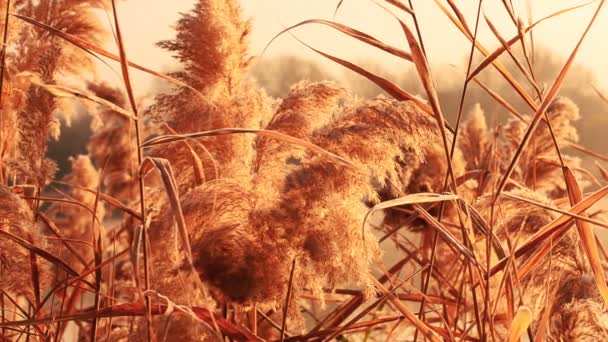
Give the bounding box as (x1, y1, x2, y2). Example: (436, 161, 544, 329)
(0, 0, 608, 341)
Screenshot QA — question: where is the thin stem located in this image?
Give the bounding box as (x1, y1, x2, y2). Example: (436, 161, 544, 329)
(0, 0, 10, 186)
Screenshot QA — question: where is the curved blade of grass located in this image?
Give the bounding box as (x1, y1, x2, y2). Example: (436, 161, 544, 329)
(363, 192, 459, 238)
(445, 0, 472, 34)
(38, 212, 89, 269)
(51, 181, 142, 220)
(290, 34, 432, 113)
(265, 19, 412, 62)
(142, 128, 356, 168)
(364, 193, 471, 259)
(389, 3, 485, 277)
(31, 80, 136, 121)
(562, 166, 608, 307)
(162, 123, 206, 186)
(387, 4, 487, 331)
(139, 157, 192, 266)
(23, 196, 102, 225)
(495, 0, 606, 199)
(367, 193, 459, 213)
(520, 5, 537, 84)
(333, 0, 345, 18)
(0, 229, 79, 277)
(508, 306, 532, 342)
(110, 0, 136, 114)
(189, 147, 205, 186)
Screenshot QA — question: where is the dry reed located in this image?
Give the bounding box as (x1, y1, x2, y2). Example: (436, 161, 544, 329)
(0, 0, 607, 341)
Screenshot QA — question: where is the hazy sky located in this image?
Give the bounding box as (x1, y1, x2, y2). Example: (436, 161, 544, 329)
(110, 0, 608, 97)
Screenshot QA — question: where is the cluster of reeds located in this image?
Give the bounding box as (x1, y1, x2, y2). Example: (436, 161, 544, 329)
(1, 0, 608, 341)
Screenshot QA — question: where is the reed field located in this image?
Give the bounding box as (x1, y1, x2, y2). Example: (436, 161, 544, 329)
(1, 0, 608, 340)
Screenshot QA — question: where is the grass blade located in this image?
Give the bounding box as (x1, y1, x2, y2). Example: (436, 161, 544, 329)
(265, 19, 412, 62)
(31, 79, 136, 121)
(562, 166, 608, 307)
(507, 306, 532, 342)
(143, 128, 356, 168)
(366, 193, 459, 213)
(139, 157, 192, 265)
(292, 35, 432, 113)
(0, 229, 79, 277)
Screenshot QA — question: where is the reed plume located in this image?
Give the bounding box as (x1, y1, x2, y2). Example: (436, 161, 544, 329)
(146, 0, 276, 191)
(459, 97, 585, 199)
(8, 0, 107, 187)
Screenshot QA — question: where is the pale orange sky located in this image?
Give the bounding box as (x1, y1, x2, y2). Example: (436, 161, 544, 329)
(107, 0, 608, 98)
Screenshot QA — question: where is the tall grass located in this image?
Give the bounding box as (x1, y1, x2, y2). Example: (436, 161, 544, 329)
(0, 0, 607, 341)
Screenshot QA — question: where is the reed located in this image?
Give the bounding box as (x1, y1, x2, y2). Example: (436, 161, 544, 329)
(0, 0, 607, 340)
